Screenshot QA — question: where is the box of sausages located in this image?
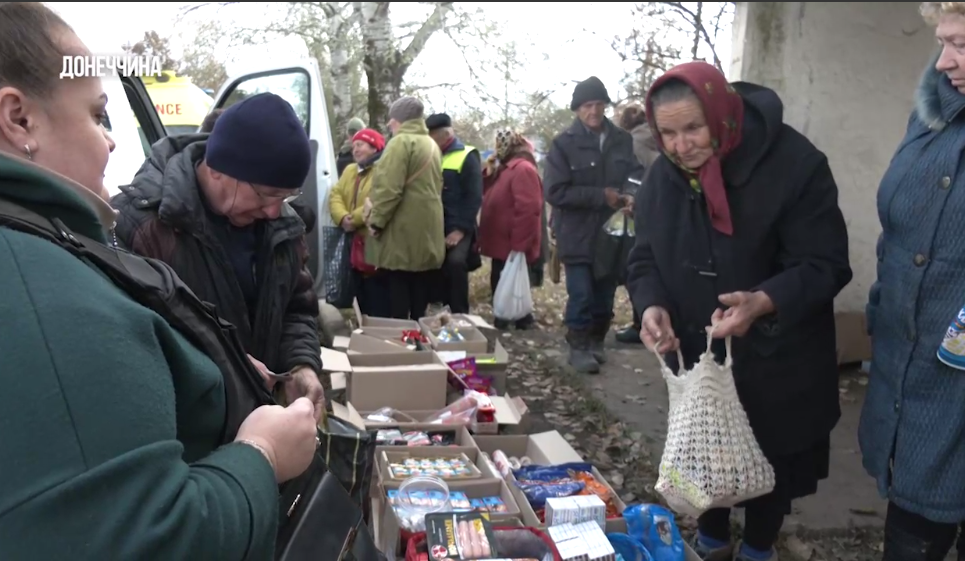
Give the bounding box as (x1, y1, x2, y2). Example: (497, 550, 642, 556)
(425, 511, 499, 560)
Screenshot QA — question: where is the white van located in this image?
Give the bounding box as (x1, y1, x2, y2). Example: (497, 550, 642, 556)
(102, 61, 339, 295)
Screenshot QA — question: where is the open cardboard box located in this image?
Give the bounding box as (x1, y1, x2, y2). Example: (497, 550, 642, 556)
(423, 325, 489, 353)
(354, 299, 420, 330)
(322, 347, 449, 411)
(471, 394, 529, 435)
(377, 447, 500, 486)
(359, 406, 472, 430)
(347, 331, 435, 359)
(419, 312, 501, 339)
(435, 339, 510, 395)
(472, 431, 629, 534)
(376, 425, 478, 453)
(378, 478, 521, 558)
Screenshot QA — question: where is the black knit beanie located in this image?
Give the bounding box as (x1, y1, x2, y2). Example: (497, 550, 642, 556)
(570, 76, 612, 111)
(206, 92, 311, 190)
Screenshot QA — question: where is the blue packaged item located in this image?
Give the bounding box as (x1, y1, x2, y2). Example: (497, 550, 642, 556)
(608, 533, 654, 561)
(512, 462, 593, 509)
(623, 504, 685, 561)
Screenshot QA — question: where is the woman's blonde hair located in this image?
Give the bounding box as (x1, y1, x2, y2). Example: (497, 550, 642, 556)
(921, 2, 965, 25)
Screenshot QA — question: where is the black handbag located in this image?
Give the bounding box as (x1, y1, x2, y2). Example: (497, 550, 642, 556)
(276, 413, 383, 561)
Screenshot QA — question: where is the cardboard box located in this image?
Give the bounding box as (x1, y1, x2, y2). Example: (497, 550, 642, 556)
(378, 478, 520, 557)
(354, 299, 420, 330)
(375, 425, 478, 453)
(836, 311, 872, 365)
(378, 448, 499, 484)
(473, 431, 627, 533)
(472, 395, 529, 435)
(424, 325, 489, 353)
(435, 339, 510, 395)
(359, 408, 456, 428)
(322, 347, 449, 411)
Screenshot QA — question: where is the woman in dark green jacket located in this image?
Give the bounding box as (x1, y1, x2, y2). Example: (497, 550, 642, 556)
(0, 4, 317, 559)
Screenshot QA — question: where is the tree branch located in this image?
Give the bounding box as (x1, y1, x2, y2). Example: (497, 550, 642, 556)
(401, 2, 453, 66)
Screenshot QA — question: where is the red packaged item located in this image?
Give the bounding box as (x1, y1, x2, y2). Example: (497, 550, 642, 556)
(472, 391, 496, 424)
(401, 329, 429, 349)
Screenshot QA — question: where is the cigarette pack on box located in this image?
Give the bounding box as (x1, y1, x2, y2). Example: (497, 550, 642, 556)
(547, 521, 614, 561)
(545, 495, 606, 529)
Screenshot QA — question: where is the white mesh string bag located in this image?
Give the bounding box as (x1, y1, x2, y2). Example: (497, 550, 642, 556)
(652, 327, 776, 517)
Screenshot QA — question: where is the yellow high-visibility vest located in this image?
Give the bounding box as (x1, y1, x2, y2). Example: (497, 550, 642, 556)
(441, 146, 477, 173)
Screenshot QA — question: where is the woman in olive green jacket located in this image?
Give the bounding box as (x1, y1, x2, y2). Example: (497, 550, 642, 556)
(366, 97, 446, 319)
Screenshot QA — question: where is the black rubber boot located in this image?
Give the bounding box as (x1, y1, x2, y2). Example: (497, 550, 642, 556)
(515, 314, 535, 330)
(588, 321, 610, 364)
(566, 329, 600, 374)
(615, 325, 642, 344)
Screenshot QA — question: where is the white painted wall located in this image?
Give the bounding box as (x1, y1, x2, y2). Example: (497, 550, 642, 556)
(731, 2, 936, 312)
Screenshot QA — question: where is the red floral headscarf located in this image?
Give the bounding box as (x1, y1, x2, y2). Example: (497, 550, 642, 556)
(645, 61, 744, 236)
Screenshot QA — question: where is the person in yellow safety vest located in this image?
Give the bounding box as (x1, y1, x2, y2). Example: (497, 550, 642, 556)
(426, 113, 483, 314)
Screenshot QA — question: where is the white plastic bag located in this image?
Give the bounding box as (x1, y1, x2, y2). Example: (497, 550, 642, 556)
(652, 327, 776, 517)
(493, 251, 534, 321)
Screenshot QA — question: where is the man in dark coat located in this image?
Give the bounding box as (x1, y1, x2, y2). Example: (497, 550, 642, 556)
(201, 107, 317, 235)
(111, 93, 326, 419)
(544, 77, 640, 374)
(427, 113, 483, 313)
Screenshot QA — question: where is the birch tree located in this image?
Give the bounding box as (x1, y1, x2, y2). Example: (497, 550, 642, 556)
(182, 1, 465, 133)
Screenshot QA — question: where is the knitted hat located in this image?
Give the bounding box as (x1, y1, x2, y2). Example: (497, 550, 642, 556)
(346, 117, 366, 136)
(388, 97, 424, 123)
(206, 93, 311, 190)
(352, 128, 386, 152)
(570, 76, 612, 111)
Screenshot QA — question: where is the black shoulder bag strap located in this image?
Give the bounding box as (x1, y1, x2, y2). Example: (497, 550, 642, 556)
(0, 199, 271, 443)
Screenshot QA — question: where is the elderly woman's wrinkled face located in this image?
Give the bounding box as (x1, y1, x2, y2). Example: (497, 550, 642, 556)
(653, 97, 714, 170)
(0, 29, 115, 199)
(352, 139, 376, 163)
(936, 13, 965, 93)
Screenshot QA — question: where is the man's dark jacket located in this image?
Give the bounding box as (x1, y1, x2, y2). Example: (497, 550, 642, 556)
(543, 118, 639, 265)
(441, 139, 483, 235)
(111, 135, 322, 376)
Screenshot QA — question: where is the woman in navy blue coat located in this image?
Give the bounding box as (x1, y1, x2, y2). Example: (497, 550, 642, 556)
(860, 4, 965, 559)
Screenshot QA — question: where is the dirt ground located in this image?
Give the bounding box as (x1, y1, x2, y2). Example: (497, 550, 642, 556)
(464, 261, 901, 561)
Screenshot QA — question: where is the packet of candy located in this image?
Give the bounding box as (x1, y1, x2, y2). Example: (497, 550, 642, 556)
(470, 498, 487, 512)
(450, 491, 472, 511)
(447, 357, 494, 394)
(484, 497, 508, 513)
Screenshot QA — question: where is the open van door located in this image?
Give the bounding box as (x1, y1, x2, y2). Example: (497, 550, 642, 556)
(211, 61, 339, 296)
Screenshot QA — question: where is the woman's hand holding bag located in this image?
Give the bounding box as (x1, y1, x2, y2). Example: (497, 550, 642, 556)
(650, 324, 775, 517)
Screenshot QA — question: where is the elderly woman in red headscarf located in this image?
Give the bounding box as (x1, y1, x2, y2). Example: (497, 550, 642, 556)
(626, 62, 852, 560)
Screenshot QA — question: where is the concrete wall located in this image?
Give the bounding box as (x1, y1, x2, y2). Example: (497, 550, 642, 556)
(731, 2, 936, 312)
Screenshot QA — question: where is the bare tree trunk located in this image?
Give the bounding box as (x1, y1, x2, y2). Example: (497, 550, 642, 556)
(691, 2, 703, 60)
(325, 2, 355, 127)
(355, 1, 453, 129)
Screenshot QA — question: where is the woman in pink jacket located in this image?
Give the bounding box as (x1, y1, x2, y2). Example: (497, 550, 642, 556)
(478, 129, 544, 329)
